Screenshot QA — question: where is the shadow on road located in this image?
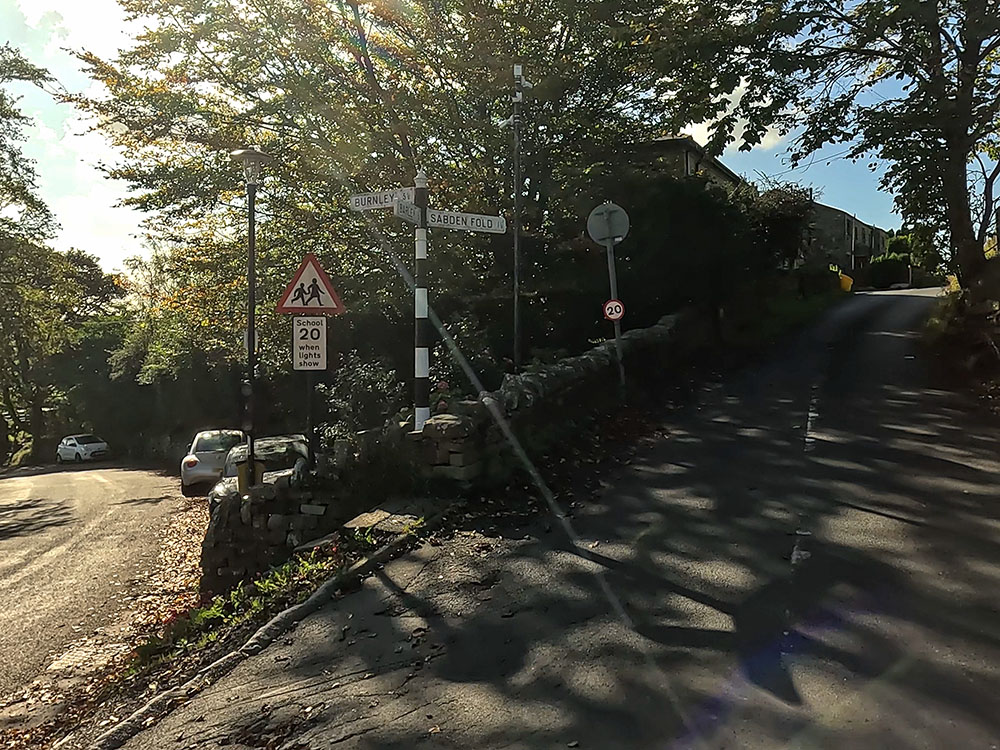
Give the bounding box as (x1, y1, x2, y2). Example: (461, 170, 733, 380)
(140, 291, 1000, 749)
(115, 495, 176, 506)
(0, 462, 177, 482)
(0, 498, 72, 541)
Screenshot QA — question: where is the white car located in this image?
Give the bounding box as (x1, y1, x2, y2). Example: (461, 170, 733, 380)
(180, 430, 245, 497)
(56, 434, 110, 464)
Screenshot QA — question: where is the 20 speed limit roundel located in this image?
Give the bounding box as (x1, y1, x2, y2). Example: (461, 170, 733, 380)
(603, 299, 625, 321)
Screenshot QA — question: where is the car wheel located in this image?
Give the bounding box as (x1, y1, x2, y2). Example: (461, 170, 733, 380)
(74, 452, 82, 463)
(56, 453, 63, 464)
(181, 482, 198, 497)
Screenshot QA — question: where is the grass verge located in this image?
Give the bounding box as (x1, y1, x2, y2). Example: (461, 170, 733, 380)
(127, 528, 388, 675)
(924, 289, 1000, 416)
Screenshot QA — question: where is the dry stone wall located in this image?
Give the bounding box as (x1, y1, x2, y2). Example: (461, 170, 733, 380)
(200, 312, 686, 592)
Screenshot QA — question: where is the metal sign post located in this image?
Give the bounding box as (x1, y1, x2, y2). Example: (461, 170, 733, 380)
(587, 202, 630, 389)
(414, 170, 431, 430)
(351, 175, 506, 432)
(278, 258, 344, 470)
(293, 315, 329, 469)
(293, 316, 327, 468)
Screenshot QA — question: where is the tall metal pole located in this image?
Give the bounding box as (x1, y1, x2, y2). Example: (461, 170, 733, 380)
(246, 181, 257, 477)
(994, 197, 999, 248)
(604, 240, 625, 388)
(512, 64, 523, 372)
(306, 370, 315, 469)
(851, 213, 857, 271)
(414, 168, 431, 431)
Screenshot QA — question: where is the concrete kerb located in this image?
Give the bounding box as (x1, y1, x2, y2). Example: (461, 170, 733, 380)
(92, 501, 457, 750)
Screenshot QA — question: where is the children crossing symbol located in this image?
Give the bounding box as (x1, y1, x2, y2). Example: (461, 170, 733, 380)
(276, 254, 346, 315)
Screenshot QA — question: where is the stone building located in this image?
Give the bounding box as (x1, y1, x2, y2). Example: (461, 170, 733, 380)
(807, 202, 888, 269)
(626, 135, 743, 189)
(627, 136, 890, 269)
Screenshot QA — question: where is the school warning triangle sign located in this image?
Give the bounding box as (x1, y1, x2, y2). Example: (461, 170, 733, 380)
(276, 254, 346, 315)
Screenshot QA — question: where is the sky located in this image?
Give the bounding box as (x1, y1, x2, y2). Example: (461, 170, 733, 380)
(2, 0, 902, 272)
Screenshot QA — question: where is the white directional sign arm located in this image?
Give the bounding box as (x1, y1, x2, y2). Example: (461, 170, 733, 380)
(349, 187, 415, 211)
(427, 209, 507, 234)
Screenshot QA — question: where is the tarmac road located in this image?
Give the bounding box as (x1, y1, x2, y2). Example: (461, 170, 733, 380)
(0, 465, 184, 700)
(120, 289, 1000, 749)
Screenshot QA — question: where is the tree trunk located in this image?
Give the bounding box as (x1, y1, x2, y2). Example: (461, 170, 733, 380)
(0, 417, 10, 466)
(28, 393, 45, 461)
(942, 149, 987, 283)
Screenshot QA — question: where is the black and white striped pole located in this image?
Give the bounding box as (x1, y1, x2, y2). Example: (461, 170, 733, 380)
(414, 168, 431, 430)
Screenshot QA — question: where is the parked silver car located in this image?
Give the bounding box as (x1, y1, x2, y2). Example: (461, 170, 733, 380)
(180, 430, 245, 496)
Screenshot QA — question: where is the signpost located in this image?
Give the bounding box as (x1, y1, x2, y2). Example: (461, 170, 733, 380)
(350, 174, 506, 432)
(277, 255, 345, 467)
(587, 202, 630, 389)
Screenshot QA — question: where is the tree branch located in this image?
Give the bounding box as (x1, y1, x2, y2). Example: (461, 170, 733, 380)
(341, 0, 415, 167)
(975, 154, 1000, 244)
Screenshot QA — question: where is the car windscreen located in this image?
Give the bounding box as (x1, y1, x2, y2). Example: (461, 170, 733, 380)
(77, 435, 103, 445)
(223, 441, 306, 477)
(195, 432, 244, 453)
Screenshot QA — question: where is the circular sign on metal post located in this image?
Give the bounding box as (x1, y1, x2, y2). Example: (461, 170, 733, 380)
(587, 202, 630, 246)
(603, 299, 625, 321)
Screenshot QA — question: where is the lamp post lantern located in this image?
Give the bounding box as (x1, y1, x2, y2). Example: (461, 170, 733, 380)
(231, 145, 273, 482)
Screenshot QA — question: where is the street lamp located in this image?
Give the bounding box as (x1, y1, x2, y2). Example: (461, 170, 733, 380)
(231, 145, 273, 483)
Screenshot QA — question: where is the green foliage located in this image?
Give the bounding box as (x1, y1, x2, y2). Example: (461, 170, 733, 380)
(130, 549, 345, 669)
(868, 253, 911, 290)
(318, 351, 407, 437)
(32, 0, 841, 449)
(795, 264, 842, 297)
(642, 0, 1000, 285)
(737, 181, 815, 269)
(0, 44, 56, 241)
(430, 312, 504, 396)
(0, 46, 127, 460)
(0, 235, 121, 459)
(70, 0, 675, 342)
(891, 227, 946, 274)
(886, 235, 911, 257)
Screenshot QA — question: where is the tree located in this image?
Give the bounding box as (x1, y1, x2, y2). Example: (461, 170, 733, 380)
(0, 44, 56, 241)
(737, 181, 815, 269)
(0, 239, 79, 456)
(644, 0, 1000, 288)
(71, 0, 676, 382)
(889, 227, 946, 272)
(0, 231, 123, 461)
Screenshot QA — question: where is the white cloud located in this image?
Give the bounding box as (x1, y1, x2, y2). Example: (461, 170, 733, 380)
(681, 120, 786, 155)
(26, 119, 145, 271)
(15, 0, 137, 59)
(681, 80, 788, 155)
(8, 0, 147, 270)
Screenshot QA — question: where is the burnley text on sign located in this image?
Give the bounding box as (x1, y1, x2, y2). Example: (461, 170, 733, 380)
(349, 188, 416, 212)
